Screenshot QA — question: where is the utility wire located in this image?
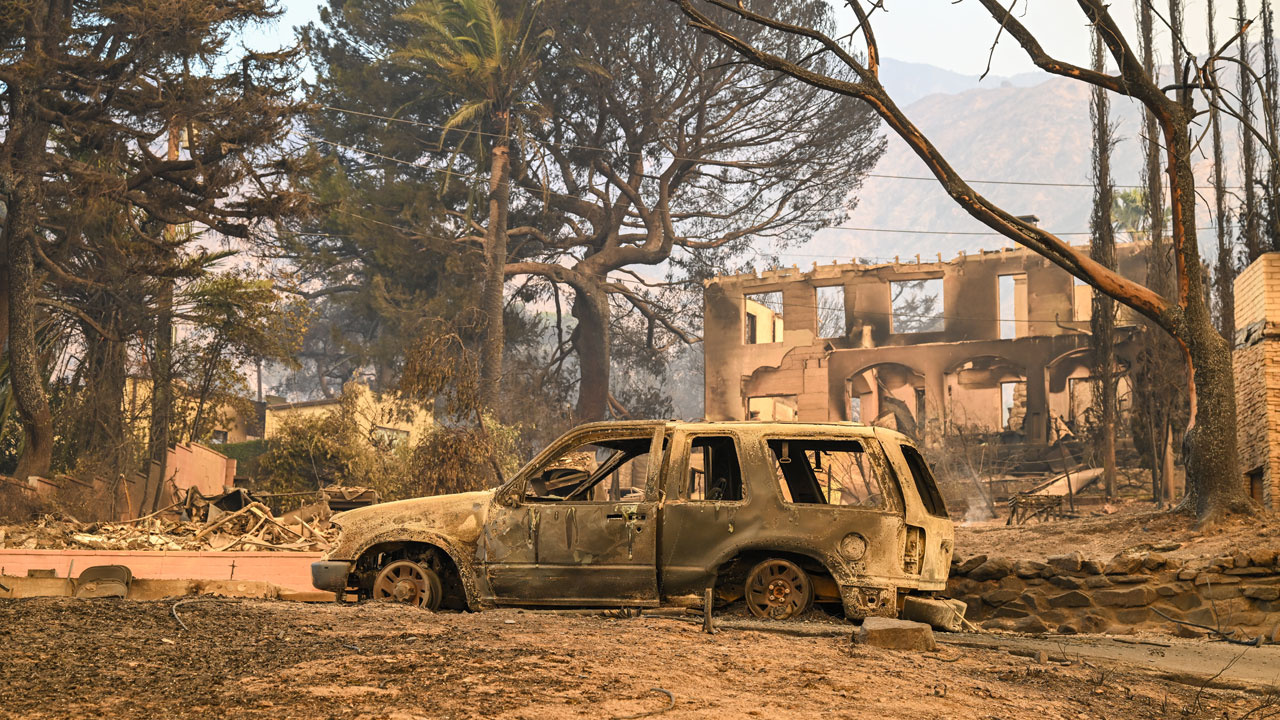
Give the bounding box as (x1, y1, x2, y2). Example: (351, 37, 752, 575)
(316, 104, 1244, 191)
(297, 129, 1232, 241)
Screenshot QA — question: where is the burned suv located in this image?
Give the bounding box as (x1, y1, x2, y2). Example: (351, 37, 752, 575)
(312, 421, 953, 620)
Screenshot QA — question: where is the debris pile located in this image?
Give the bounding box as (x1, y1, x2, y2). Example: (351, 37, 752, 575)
(0, 489, 347, 553)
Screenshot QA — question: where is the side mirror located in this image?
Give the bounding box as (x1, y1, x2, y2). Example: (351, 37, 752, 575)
(494, 479, 521, 507)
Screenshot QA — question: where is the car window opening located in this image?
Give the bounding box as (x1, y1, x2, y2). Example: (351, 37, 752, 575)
(685, 436, 744, 501)
(526, 437, 653, 502)
(767, 439, 886, 508)
(900, 444, 949, 517)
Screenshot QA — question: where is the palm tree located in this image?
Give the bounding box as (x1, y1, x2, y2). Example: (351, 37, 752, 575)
(397, 0, 549, 415)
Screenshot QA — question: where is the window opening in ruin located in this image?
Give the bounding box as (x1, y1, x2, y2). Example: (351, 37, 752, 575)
(748, 395, 797, 421)
(526, 436, 653, 502)
(1067, 376, 1094, 426)
(998, 273, 1026, 339)
(900, 444, 948, 517)
(816, 285, 846, 338)
(684, 436, 744, 501)
(1072, 276, 1091, 322)
(849, 395, 862, 422)
(1000, 381, 1027, 432)
(889, 279, 944, 333)
(744, 291, 784, 344)
(766, 439, 887, 509)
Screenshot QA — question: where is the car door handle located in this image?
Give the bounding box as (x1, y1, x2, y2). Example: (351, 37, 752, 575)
(606, 513, 647, 521)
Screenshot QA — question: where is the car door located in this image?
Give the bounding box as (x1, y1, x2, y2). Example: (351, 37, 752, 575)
(483, 426, 663, 605)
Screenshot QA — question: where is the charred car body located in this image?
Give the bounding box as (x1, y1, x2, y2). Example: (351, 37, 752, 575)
(312, 421, 954, 620)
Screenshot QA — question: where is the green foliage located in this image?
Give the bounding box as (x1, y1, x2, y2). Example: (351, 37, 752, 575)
(395, 0, 551, 138)
(173, 270, 310, 443)
(255, 387, 523, 502)
(218, 439, 268, 479)
(409, 416, 523, 495)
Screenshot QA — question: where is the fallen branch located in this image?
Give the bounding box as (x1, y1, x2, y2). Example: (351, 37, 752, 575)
(171, 598, 237, 632)
(1150, 607, 1264, 646)
(613, 688, 675, 720)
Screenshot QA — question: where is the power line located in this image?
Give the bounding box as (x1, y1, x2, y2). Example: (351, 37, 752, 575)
(317, 104, 1243, 191)
(300, 129, 1237, 241)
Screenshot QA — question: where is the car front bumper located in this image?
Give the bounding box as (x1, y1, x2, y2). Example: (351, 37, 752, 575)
(311, 560, 353, 594)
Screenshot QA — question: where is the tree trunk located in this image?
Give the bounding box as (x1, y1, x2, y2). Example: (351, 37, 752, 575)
(75, 324, 128, 470)
(6, 196, 54, 480)
(571, 286, 610, 422)
(1179, 307, 1251, 521)
(479, 116, 512, 416)
(1238, 0, 1263, 260)
(147, 280, 174, 512)
(1164, 111, 1254, 523)
(1208, 0, 1235, 340)
(1089, 28, 1118, 498)
(0, 268, 9, 354)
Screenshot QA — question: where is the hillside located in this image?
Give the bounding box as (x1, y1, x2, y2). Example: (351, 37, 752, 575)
(794, 61, 1233, 264)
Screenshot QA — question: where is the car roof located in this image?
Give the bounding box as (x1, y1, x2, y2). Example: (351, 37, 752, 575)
(569, 419, 910, 443)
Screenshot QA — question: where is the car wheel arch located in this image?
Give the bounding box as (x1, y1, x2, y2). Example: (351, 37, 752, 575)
(710, 544, 845, 594)
(352, 530, 482, 609)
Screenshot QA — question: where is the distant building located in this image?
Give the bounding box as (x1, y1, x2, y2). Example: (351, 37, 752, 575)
(264, 382, 433, 447)
(703, 244, 1148, 445)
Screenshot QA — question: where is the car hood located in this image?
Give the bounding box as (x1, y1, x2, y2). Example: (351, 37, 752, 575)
(327, 490, 496, 559)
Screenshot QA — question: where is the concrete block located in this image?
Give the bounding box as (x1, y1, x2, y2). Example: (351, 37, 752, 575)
(196, 580, 278, 599)
(901, 596, 965, 632)
(854, 617, 937, 651)
(0, 576, 72, 598)
(128, 579, 196, 601)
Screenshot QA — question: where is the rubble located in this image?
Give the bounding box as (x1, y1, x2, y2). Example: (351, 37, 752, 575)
(0, 490, 344, 553)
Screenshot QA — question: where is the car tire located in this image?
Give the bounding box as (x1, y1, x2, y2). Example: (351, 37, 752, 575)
(744, 558, 813, 620)
(372, 559, 444, 611)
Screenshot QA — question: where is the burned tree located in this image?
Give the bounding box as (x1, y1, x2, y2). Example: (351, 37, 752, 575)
(0, 0, 311, 479)
(500, 0, 883, 421)
(1208, 0, 1235, 338)
(1237, 0, 1264, 261)
(674, 0, 1256, 523)
(1088, 28, 1118, 499)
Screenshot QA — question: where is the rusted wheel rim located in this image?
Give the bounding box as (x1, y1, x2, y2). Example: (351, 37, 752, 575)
(745, 559, 812, 620)
(372, 560, 442, 610)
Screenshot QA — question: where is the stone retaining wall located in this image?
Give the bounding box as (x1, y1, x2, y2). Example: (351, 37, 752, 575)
(945, 544, 1280, 641)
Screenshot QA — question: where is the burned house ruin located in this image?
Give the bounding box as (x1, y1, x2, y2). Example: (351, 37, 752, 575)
(703, 244, 1149, 447)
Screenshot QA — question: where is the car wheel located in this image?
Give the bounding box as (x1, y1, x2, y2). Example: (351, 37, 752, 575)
(744, 558, 813, 620)
(372, 559, 443, 610)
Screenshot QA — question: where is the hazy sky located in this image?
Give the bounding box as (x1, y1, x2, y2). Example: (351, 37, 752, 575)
(246, 0, 1263, 78)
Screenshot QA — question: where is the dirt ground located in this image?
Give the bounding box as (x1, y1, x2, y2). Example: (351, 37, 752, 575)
(1, 598, 1276, 720)
(955, 501, 1280, 562)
